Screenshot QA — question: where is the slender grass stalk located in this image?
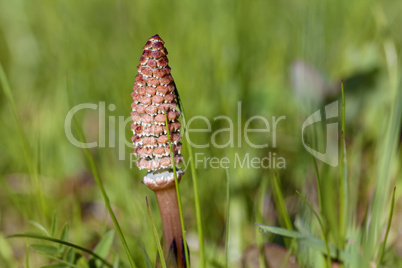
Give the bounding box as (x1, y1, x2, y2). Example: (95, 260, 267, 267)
(67, 78, 136, 268)
(339, 81, 348, 250)
(50, 213, 58, 237)
(0, 63, 48, 219)
(377, 187, 396, 267)
(186, 133, 205, 267)
(296, 191, 331, 268)
(272, 173, 296, 256)
(146, 197, 167, 268)
(257, 175, 298, 267)
(165, 111, 190, 267)
(272, 173, 293, 231)
(256, 177, 268, 268)
(311, 153, 323, 215)
(310, 148, 329, 265)
(224, 161, 231, 268)
(180, 104, 205, 268)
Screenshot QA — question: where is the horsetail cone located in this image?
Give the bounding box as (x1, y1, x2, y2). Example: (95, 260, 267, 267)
(131, 34, 185, 190)
(131, 35, 188, 267)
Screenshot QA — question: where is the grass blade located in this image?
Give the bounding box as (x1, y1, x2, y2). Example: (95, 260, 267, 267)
(272, 173, 292, 231)
(224, 160, 231, 268)
(180, 103, 205, 267)
(164, 111, 190, 267)
(311, 152, 323, 216)
(30, 244, 60, 255)
(50, 213, 58, 237)
(145, 197, 167, 268)
(271, 172, 296, 250)
(258, 224, 348, 261)
(339, 81, 348, 249)
(377, 187, 396, 266)
(256, 177, 269, 268)
(93, 230, 115, 267)
(257, 225, 301, 239)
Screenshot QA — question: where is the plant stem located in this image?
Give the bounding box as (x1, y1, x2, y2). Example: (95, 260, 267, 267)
(339, 81, 348, 251)
(154, 185, 186, 268)
(224, 162, 231, 268)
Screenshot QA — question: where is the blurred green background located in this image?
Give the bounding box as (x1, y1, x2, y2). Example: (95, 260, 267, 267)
(0, 0, 401, 267)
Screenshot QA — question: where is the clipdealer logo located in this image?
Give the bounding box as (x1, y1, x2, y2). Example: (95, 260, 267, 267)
(64, 101, 339, 168)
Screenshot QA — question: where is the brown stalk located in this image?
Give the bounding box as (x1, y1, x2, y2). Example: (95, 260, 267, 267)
(143, 172, 186, 268)
(155, 183, 185, 267)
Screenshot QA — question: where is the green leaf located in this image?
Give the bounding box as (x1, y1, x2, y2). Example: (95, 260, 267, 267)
(257, 224, 351, 261)
(257, 225, 302, 239)
(377, 187, 397, 266)
(29, 220, 50, 236)
(0, 233, 14, 266)
(51, 213, 59, 237)
(77, 257, 90, 268)
(60, 225, 69, 241)
(59, 224, 69, 252)
(93, 230, 115, 266)
(66, 248, 74, 264)
(30, 244, 61, 255)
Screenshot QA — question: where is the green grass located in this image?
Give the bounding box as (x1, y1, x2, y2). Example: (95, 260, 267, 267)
(165, 109, 190, 267)
(0, 0, 401, 267)
(224, 160, 231, 268)
(181, 101, 205, 268)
